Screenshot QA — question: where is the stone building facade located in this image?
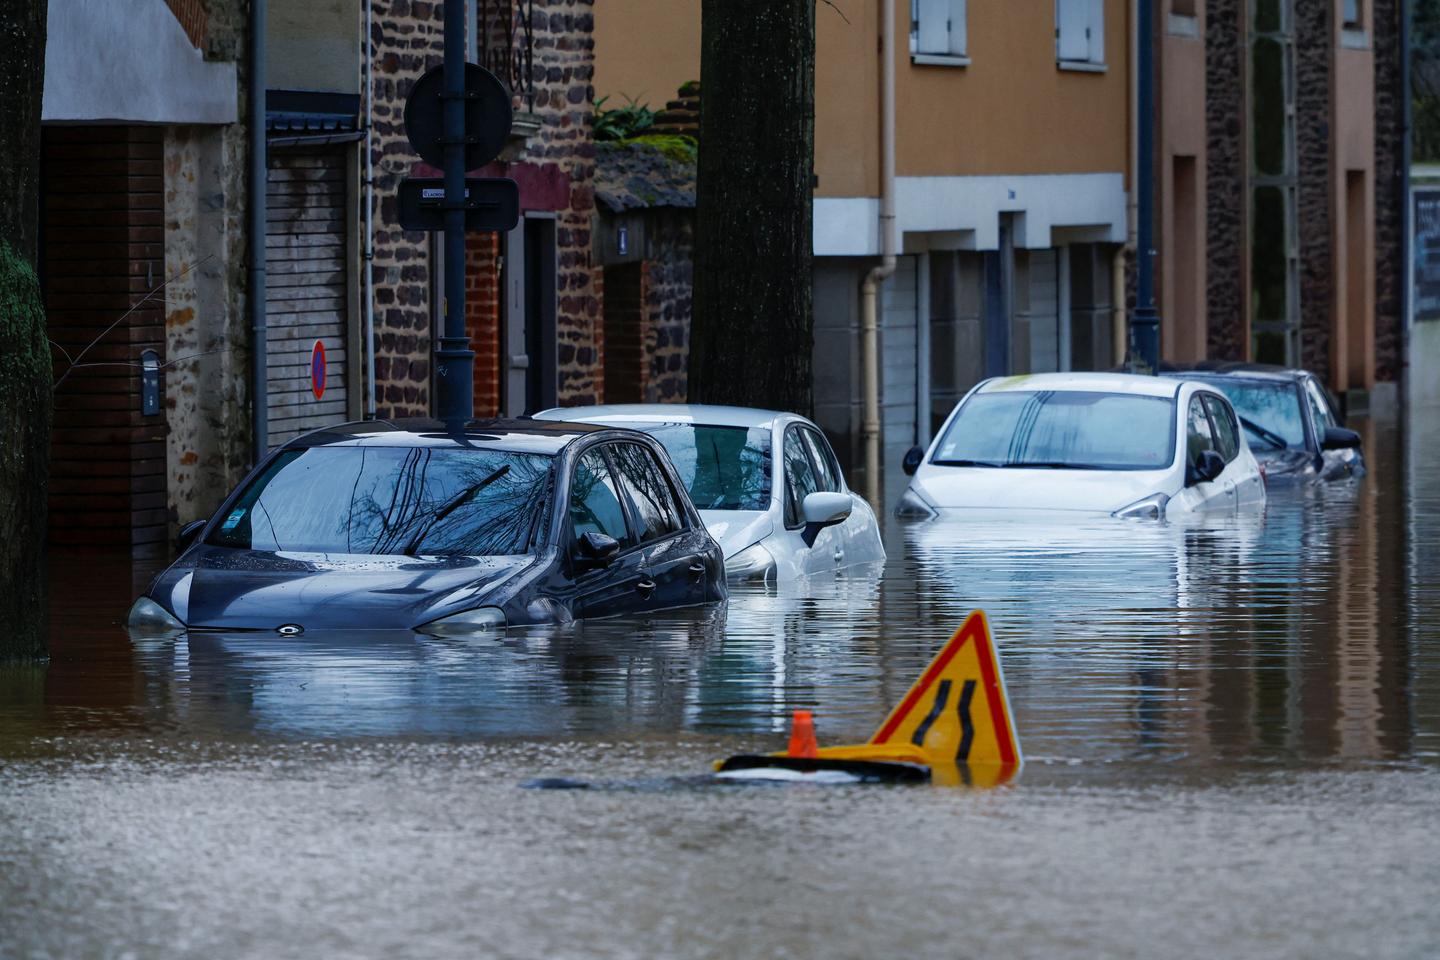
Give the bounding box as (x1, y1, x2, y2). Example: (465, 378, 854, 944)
(368, 0, 602, 418)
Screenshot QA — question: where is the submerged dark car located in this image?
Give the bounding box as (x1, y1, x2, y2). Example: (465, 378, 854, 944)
(128, 419, 727, 635)
(1157, 362, 1364, 482)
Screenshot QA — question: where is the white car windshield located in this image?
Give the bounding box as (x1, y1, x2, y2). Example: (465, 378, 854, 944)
(638, 423, 771, 510)
(932, 390, 1176, 470)
(208, 446, 554, 555)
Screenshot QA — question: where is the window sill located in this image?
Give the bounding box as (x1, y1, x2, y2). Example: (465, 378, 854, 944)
(911, 53, 970, 68)
(1340, 28, 1369, 50)
(1166, 13, 1199, 38)
(1057, 60, 1107, 73)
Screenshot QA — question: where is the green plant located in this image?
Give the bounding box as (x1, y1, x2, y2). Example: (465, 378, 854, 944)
(593, 94, 656, 142)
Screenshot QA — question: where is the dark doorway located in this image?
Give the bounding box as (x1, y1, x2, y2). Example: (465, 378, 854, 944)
(602, 262, 644, 404)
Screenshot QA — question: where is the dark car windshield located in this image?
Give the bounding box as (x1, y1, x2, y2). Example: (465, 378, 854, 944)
(632, 423, 771, 510)
(933, 390, 1176, 470)
(208, 446, 554, 555)
(1189, 377, 1306, 449)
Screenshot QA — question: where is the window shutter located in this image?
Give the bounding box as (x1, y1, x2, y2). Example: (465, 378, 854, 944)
(917, 0, 948, 54)
(1056, 0, 1088, 61)
(949, 0, 968, 56)
(1086, 0, 1105, 63)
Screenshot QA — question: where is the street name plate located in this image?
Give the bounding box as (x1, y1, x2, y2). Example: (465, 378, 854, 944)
(397, 177, 520, 233)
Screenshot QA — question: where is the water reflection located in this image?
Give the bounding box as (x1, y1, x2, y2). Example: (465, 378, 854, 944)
(8, 416, 1436, 774)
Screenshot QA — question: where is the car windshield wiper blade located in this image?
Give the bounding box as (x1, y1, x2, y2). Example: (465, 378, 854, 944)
(931, 458, 1005, 468)
(1001, 461, 1107, 470)
(1237, 416, 1288, 450)
(402, 464, 510, 556)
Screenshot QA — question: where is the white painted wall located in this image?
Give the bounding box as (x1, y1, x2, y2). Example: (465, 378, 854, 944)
(43, 0, 237, 124)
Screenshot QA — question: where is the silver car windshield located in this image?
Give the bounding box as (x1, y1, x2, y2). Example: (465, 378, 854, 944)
(208, 446, 554, 555)
(933, 390, 1177, 471)
(638, 423, 772, 511)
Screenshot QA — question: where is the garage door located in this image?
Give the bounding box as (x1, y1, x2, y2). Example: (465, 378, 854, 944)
(266, 148, 350, 447)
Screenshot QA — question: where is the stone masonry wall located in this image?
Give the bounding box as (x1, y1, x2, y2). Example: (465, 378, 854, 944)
(1295, 0, 1334, 382)
(1374, 0, 1404, 384)
(643, 210, 693, 403)
(1205, 0, 1246, 359)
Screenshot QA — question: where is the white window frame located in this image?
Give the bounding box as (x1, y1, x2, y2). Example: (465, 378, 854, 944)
(910, 0, 969, 66)
(1056, 0, 1106, 71)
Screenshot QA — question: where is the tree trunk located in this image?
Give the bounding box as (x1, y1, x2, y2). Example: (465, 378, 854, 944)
(691, 0, 815, 413)
(0, 0, 51, 660)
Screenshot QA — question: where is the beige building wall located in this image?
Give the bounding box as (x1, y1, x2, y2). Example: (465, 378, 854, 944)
(1160, 2, 1208, 362)
(1332, 2, 1376, 391)
(894, 0, 1129, 178)
(594, 0, 1128, 199)
(268, 0, 360, 93)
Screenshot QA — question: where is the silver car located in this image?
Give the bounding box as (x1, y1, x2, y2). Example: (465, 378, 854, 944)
(535, 404, 886, 581)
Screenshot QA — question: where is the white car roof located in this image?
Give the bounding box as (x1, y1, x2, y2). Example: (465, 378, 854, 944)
(532, 403, 790, 429)
(977, 372, 1184, 399)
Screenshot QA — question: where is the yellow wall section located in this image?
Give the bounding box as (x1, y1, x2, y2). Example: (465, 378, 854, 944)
(594, 0, 1129, 195)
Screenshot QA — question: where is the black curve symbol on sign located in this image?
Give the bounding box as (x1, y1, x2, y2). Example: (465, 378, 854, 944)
(956, 679, 977, 762)
(911, 679, 951, 749)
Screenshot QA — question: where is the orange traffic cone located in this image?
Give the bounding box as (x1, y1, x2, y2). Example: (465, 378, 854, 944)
(787, 710, 819, 758)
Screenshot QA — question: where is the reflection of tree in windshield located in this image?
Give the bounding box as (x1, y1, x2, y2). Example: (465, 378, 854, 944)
(215, 447, 554, 555)
(647, 425, 771, 510)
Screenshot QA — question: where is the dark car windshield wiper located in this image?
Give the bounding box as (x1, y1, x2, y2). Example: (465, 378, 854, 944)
(1238, 416, 1288, 450)
(1001, 461, 1108, 470)
(402, 464, 511, 556)
(931, 458, 1005, 468)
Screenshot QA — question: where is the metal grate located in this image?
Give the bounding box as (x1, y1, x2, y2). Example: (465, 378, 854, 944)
(478, 0, 535, 113)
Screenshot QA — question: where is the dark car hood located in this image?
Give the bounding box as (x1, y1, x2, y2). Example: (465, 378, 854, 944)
(176, 547, 533, 630)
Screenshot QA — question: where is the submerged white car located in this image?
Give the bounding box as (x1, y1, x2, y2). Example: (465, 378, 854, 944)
(896, 372, 1266, 521)
(535, 405, 886, 581)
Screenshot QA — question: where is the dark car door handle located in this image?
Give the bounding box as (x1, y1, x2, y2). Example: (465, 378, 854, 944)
(636, 579, 657, 594)
(687, 561, 706, 579)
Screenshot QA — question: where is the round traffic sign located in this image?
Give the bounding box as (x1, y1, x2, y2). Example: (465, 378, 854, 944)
(403, 63, 513, 170)
(311, 340, 326, 400)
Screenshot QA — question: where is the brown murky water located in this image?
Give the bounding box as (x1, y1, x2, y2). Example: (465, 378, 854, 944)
(2, 413, 1438, 958)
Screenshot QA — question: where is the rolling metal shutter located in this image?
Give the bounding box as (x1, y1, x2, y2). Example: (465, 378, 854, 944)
(265, 148, 349, 447)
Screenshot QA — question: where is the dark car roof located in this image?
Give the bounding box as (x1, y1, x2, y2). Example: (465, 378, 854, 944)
(283, 417, 630, 455)
(1155, 361, 1304, 384)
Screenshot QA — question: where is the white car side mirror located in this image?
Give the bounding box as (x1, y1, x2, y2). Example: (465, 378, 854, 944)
(802, 491, 852, 527)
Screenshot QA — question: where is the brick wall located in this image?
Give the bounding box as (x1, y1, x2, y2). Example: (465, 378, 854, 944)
(1373, 0, 1404, 384)
(1295, 0, 1334, 382)
(1205, 0, 1246, 360)
(164, 0, 207, 49)
(368, 0, 600, 418)
(466, 230, 502, 416)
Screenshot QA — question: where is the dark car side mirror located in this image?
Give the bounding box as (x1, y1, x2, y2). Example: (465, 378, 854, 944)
(176, 519, 206, 553)
(902, 445, 925, 476)
(575, 530, 620, 570)
(1188, 449, 1226, 486)
(1322, 425, 1362, 451)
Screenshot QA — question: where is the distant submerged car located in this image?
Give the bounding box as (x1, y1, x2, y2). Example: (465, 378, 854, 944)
(1157, 362, 1364, 482)
(896, 372, 1266, 521)
(534, 404, 886, 582)
(127, 419, 727, 635)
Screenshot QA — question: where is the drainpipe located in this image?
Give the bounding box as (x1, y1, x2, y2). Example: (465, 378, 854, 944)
(363, 0, 377, 418)
(861, 0, 897, 509)
(249, 0, 268, 462)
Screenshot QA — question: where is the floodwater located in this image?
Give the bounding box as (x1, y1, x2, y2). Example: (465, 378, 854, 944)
(3, 413, 1439, 959)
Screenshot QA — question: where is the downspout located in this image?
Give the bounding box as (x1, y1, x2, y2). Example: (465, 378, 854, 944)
(249, 0, 268, 462)
(861, 0, 897, 508)
(364, 0, 377, 418)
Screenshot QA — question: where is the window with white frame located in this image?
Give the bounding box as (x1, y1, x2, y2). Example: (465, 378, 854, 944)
(1056, 0, 1105, 67)
(911, 0, 968, 61)
(1342, 0, 1362, 30)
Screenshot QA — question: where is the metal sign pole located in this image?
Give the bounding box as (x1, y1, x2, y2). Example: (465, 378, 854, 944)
(436, 0, 474, 424)
(1130, 0, 1161, 375)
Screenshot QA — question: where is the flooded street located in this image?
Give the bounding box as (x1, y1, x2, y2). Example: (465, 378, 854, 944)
(3, 412, 1439, 959)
